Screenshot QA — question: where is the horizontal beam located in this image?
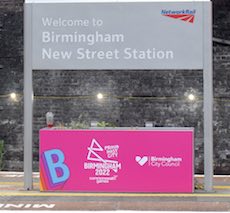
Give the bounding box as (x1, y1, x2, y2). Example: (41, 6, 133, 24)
(213, 37, 230, 46)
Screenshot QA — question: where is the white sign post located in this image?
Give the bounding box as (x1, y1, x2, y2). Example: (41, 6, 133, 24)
(24, 0, 213, 191)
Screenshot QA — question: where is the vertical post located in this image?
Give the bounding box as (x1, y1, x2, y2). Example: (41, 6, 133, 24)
(203, 2, 213, 192)
(24, 3, 33, 190)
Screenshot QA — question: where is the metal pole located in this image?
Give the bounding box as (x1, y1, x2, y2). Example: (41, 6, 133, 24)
(203, 1, 213, 192)
(24, 3, 33, 190)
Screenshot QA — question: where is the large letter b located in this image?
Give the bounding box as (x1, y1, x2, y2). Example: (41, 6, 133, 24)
(43, 149, 70, 185)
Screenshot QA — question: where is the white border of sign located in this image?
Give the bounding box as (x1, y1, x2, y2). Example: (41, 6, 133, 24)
(24, 0, 213, 192)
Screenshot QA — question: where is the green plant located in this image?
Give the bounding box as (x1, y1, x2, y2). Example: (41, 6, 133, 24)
(68, 114, 89, 129)
(0, 140, 5, 170)
(97, 121, 116, 128)
(55, 122, 66, 129)
(69, 120, 89, 129)
(194, 177, 204, 190)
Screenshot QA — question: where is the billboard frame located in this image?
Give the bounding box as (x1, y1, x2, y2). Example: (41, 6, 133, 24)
(24, 1, 213, 192)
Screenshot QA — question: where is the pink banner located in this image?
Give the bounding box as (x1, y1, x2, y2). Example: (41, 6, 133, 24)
(40, 129, 194, 192)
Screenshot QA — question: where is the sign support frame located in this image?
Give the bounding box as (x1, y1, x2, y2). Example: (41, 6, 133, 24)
(203, 2, 213, 192)
(23, 1, 213, 192)
(24, 3, 33, 190)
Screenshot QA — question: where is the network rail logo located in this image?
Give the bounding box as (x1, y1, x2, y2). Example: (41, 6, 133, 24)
(162, 9, 196, 23)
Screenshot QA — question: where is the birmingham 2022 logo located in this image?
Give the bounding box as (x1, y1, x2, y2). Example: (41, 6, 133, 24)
(40, 138, 122, 190)
(84, 139, 121, 184)
(162, 9, 196, 23)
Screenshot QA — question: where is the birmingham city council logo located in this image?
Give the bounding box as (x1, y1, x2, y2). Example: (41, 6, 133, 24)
(135, 155, 183, 168)
(135, 156, 148, 166)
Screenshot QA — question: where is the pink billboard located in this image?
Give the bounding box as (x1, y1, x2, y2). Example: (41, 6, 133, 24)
(40, 129, 194, 192)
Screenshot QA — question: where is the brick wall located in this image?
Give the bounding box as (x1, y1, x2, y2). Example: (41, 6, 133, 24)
(212, 1, 230, 174)
(0, 0, 230, 174)
(0, 0, 23, 170)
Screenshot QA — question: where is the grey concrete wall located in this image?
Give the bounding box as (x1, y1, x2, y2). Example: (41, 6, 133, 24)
(0, 0, 230, 174)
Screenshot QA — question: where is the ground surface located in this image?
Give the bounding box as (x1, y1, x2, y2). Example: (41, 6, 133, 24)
(0, 172, 230, 211)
